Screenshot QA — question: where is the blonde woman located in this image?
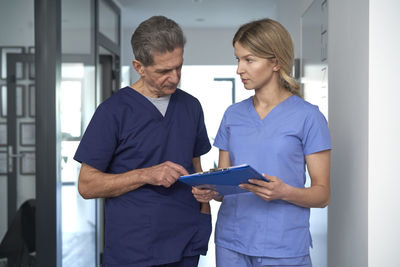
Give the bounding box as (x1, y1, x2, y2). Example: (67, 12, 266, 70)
(193, 18, 331, 267)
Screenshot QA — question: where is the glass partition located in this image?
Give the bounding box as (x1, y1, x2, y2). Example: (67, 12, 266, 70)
(99, 0, 119, 44)
(61, 0, 97, 266)
(62, 0, 93, 55)
(60, 63, 96, 267)
(0, 1, 35, 260)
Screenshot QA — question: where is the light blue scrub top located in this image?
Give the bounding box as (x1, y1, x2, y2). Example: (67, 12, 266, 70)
(214, 95, 331, 258)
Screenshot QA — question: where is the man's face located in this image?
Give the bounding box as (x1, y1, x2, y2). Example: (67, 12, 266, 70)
(136, 47, 183, 97)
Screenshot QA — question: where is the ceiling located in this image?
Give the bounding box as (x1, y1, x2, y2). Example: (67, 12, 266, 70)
(116, 0, 278, 29)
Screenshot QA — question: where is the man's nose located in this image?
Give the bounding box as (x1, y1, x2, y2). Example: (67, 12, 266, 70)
(169, 69, 180, 84)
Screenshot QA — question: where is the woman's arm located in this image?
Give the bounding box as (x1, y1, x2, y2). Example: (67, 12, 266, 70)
(218, 149, 231, 169)
(240, 150, 331, 208)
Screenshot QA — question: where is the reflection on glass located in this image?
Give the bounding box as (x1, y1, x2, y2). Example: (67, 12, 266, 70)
(99, 0, 119, 44)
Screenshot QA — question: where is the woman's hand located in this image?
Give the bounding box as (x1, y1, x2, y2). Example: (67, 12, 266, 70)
(239, 174, 290, 201)
(192, 187, 219, 203)
(240, 150, 330, 208)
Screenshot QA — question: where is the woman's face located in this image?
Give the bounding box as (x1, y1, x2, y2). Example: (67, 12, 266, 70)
(234, 42, 279, 91)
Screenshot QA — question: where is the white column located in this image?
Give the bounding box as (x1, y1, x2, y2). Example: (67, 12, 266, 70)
(328, 0, 369, 266)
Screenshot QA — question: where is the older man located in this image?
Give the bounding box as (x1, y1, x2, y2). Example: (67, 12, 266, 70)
(74, 16, 211, 267)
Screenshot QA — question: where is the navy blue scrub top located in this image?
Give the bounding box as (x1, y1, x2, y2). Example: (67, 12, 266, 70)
(74, 87, 212, 267)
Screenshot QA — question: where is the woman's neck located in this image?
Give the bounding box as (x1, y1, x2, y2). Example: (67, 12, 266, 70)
(253, 86, 292, 109)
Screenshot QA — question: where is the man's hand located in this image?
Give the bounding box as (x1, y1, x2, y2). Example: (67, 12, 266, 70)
(192, 187, 219, 203)
(144, 161, 189, 188)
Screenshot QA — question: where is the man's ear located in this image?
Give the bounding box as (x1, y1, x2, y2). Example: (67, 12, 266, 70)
(132, 60, 145, 76)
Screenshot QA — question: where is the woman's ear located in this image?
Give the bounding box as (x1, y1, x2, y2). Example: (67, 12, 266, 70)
(132, 60, 145, 76)
(273, 65, 281, 72)
(272, 58, 281, 72)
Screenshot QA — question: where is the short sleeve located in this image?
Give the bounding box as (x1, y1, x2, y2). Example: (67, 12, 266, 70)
(74, 104, 119, 172)
(213, 110, 229, 151)
(302, 107, 331, 155)
(193, 101, 211, 157)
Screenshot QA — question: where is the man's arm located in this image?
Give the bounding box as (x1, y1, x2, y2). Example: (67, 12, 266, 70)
(78, 161, 189, 199)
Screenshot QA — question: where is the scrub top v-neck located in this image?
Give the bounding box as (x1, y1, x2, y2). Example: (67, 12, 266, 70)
(74, 86, 212, 266)
(135, 88, 174, 121)
(248, 94, 293, 125)
(213, 95, 331, 258)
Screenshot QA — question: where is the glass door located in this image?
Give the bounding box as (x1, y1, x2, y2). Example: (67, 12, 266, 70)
(0, 53, 36, 266)
(6, 53, 36, 222)
(0, 3, 35, 255)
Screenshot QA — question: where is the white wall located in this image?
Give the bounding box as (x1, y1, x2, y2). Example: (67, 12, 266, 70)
(121, 27, 239, 85)
(121, 27, 239, 82)
(329, 1, 400, 266)
(182, 28, 237, 65)
(369, 0, 400, 266)
(328, 0, 369, 266)
(276, 0, 313, 58)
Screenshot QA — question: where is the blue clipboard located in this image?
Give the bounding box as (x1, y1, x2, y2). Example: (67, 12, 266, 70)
(178, 164, 268, 196)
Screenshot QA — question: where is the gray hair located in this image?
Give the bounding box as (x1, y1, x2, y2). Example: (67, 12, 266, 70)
(130, 16, 186, 66)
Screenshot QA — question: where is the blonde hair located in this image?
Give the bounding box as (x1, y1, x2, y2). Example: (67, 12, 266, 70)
(233, 18, 300, 96)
